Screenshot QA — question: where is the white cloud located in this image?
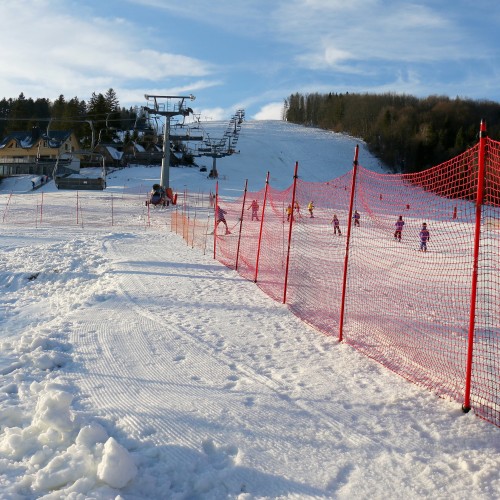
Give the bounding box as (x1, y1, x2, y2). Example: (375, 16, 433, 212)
(273, 0, 472, 68)
(0, 0, 497, 122)
(0, 1, 214, 103)
(253, 102, 284, 120)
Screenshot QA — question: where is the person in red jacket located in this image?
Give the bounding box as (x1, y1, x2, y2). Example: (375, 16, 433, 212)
(248, 199, 259, 221)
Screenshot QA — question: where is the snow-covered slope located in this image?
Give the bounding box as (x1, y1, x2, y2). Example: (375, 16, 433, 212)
(0, 121, 498, 500)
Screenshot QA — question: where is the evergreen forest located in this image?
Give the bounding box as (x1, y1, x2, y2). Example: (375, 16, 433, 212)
(0, 89, 144, 149)
(284, 92, 500, 173)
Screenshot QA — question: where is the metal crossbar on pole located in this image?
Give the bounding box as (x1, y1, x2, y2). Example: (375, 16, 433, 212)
(143, 94, 195, 190)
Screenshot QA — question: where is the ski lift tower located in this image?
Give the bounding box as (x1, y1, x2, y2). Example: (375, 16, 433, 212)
(143, 94, 195, 190)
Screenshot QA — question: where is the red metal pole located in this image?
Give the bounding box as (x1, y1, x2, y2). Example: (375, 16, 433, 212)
(213, 182, 219, 259)
(191, 209, 196, 248)
(338, 145, 359, 342)
(463, 120, 487, 413)
(254, 172, 270, 283)
(283, 162, 299, 303)
(235, 179, 248, 271)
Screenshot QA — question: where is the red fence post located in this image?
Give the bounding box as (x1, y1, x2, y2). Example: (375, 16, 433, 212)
(191, 210, 196, 249)
(462, 120, 487, 413)
(283, 162, 299, 304)
(213, 182, 219, 259)
(235, 179, 248, 271)
(254, 172, 269, 283)
(338, 145, 359, 342)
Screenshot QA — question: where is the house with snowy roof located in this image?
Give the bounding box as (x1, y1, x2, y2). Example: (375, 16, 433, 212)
(0, 127, 80, 176)
(122, 141, 164, 165)
(94, 144, 124, 167)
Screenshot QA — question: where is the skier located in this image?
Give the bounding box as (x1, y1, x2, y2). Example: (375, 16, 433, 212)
(307, 201, 315, 218)
(419, 222, 430, 251)
(331, 214, 341, 235)
(286, 204, 293, 222)
(247, 199, 259, 221)
(394, 215, 405, 242)
(294, 201, 301, 218)
(215, 205, 230, 234)
(353, 210, 360, 227)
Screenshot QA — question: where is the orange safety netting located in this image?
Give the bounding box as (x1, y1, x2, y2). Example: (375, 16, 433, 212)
(1, 191, 171, 229)
(177, 136, 500, 427)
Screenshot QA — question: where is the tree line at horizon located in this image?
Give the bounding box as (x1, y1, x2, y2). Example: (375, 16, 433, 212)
(0, 89, 145, 149)
(284, 92, 500, 173)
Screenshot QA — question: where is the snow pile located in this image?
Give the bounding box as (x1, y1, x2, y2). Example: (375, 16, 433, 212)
(0, 381, 135, 496)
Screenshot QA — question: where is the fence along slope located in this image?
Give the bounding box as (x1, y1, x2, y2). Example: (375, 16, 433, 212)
(181, 134, 499, 427)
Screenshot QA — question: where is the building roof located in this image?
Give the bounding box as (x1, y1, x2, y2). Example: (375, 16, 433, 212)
(102, 145, 123, 160)
(0, 129, 73, 150)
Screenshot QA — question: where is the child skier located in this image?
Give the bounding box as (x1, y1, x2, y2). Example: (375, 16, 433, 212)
(294, 201, 301, 218)
(215, 205, 230, 234)
(419, 222, 430, 251)
(307, 201, 315, 218)
(394, 215, 405, 242)
(332, 214, 341, 235)
(353, 210, 360, 227)
(247, 199, 259, 221)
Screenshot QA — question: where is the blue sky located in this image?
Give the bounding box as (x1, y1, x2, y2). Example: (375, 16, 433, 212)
(1, 0, 499, 120)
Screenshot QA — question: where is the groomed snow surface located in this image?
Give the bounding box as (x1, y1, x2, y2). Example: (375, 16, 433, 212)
(1, 121, 499, 499)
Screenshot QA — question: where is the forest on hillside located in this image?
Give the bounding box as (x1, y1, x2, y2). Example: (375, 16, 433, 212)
(0, 89, 143, 149)
(284, 92, 500, 173)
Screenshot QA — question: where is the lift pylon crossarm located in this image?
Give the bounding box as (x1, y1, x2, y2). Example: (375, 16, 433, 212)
(142, 93, 196, 190)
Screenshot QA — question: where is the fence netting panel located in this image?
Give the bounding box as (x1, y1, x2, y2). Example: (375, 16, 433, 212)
(343, 152, 479, 403)
(251, 186, 292, 302)
(475, 138, 500, 424)
(285, 174, 352, 333)
(213, 198, 243, 269)
(233, 188, 268, 286)
(1, 191, 155, 228)
(171, 192, 213, 253)
(203, 139, 499, 427)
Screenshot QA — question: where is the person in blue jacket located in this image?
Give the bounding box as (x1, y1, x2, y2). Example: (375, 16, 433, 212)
(353, 210, 360, 227)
